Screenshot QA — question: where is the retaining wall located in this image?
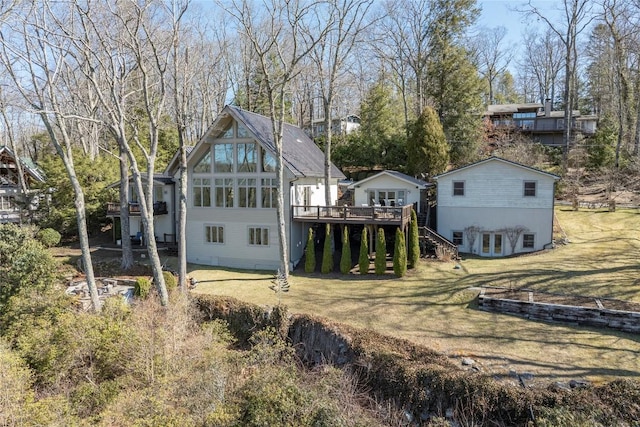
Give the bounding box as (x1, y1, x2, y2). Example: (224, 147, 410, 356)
(478, 288, 640, 334)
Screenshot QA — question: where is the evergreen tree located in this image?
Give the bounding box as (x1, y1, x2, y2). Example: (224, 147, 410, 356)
(304, 228, 316, 273)
(358, 227, 369, 275)
(408, 210, 420, 269)
(340, 226, 351, 274)
(407, 106, 449, 177)
(374, 228, 386, 275)
(321, 224, 334, 274)
(393, 228, 407, 277)
(586, 114, 616, 170)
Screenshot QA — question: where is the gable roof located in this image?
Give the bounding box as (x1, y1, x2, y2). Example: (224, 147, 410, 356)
(192, 105, 345, 179)
(348, 170, 432, 189)
(433, 157, 560, 181)
(0, 146, 46, 182)
(163, 145, 194, 176)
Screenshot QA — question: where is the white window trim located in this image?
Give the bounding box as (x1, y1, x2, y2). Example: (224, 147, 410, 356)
(248, 225, 270, 247)
(204, 224, 225, 245)
(522, 233, 535, 249)
(452, 231, 464, 246)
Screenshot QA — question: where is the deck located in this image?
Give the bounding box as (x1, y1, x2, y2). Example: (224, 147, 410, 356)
(106, 201, 168, 216)
(291, 204, 412, 228)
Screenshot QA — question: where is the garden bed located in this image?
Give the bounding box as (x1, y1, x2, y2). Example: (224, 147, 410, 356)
(478, 287, 640, 333)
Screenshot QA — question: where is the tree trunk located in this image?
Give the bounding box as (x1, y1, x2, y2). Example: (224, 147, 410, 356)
(324, 99, 333, 206)
(177, 140, 188, 291)
(119, 146, 134, 270)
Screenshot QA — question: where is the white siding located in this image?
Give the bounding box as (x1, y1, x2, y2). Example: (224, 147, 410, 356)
(435, 159, 557, 257)
(352, 175, 420, 207)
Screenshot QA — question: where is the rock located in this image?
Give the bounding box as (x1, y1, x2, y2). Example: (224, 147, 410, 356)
(520, 372, 534, 380)
(461, 357, 475, 366)
(551, 381, 571, 392)
(569, 379, 590, 389)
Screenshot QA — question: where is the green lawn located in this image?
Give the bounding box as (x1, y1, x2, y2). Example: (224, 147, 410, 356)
(188, 208, 640, 384)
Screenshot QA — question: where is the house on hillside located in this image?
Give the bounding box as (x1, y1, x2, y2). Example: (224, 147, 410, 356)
(433, 157, 559, 257)
(347, 170, 431, 213)
(179, 105, 345, 270)
(308, 114, 361, 137)
(485, 100, 597, 147)
(0, 146, 46, 223)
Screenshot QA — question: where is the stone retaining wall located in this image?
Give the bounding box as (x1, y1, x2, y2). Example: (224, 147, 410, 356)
(478, 289, 640, 334)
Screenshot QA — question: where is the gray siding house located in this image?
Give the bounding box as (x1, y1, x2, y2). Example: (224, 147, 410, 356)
(434, 157, 559, 257)
(182, 105, 344, 270)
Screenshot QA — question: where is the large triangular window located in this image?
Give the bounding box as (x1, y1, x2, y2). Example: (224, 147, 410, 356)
(194, 150, 211, 173)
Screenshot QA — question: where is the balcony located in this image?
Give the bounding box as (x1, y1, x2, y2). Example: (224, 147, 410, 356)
(292, 204, 412, 228)
(106, 201, 168, 216)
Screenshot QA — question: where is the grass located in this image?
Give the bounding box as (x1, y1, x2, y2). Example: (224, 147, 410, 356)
(185, 208, 640, 383)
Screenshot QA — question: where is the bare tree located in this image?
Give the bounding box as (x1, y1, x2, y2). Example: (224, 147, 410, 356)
(0, 2, 101, 310)
(226, 0, 331, 278)
(522, 0, 596, 162)
(309, 0, 373, 205)
(464, 225, 482, 254)
(520, 28, 564, 105)
(499, 226, 528, 255)
(471, 26, 514, 105)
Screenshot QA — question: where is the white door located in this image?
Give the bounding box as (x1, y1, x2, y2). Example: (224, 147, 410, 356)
(480, 233, 503, 256)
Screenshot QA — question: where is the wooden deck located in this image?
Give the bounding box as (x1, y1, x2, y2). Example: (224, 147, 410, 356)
(106, 201, 168, 216)
(291, 204, 412, 228)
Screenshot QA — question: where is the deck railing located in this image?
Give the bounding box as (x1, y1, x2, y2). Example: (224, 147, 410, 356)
(292, 204, 412, 225)
(106, 201, 167, 216)
(418, 226, 459, 259)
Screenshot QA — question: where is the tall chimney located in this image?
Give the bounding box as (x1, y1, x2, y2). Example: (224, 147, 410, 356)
(544, 98, 551, 117)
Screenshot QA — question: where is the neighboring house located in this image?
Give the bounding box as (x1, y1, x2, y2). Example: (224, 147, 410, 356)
(433, 157, 559, 257)
(106, 175, 176, 244)
(347, 170, 431, 212)
(179, 105, 345, 270)
(307, 114, 361, 138)
(0, 146, 46, 223)
(485, 100, 597, 147)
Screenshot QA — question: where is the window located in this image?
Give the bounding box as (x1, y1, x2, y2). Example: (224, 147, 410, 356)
(452, 231, 463, 246)
(523, 233, 535, 249)
(193, 150, 211, 173)
(220, 123, 234, 138)
(154, 185, 164, 202)
(205, 225, 224, 244)
(214, 178, 234, 208)
(249, 226, 269, 246)
(193, 178, 211, 207)
(237, 123, 250, 138)
(238, 178, 257, 208)
(261, 178, 277, 208)
(214, 143, 234, 172)
(453, 181, 465, 196)
(557, 119, 564, 129)
(524, 181, 537, 197)
(237, 143, 257, 172)
(0, 196, 15, 210)
(262, 149, 276, 172)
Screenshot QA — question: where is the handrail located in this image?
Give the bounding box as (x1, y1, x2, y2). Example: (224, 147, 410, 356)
(418, 226, 458, 259)
(291, 204, 412, 224)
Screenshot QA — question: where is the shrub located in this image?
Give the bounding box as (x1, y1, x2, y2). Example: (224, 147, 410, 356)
(134, 277, 152, 299)
(339, 226, 351, 274)
(408, 209, 420, 268)
(304, 228, 315, 273)
(163, 271, 177, 292)
(358, 227, 369, 275)
(321, 224, 333, 274)
(393, 228, 407, 277)
(36, 228, 61, 248)
(374, 228, 386, 275)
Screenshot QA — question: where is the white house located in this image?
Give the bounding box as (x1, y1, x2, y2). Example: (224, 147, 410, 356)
(433, 157, 559, 257)
(181, 105, 344, 270)
(347, 170, 431, 212)
(0, 146, 45, 223)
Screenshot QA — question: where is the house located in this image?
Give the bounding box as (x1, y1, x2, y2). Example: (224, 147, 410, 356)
(180, 105, 345, 270)
(433, 157, 559, 257)
(309, 114, 361, 137)
(347, 170, 431, 213)
(485, 100, 598, 147)
(105, 174, 176, 244)
(0, 146, 46, 223)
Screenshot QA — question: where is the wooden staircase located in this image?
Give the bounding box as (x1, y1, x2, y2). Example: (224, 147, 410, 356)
(418, 226, 459, 260)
